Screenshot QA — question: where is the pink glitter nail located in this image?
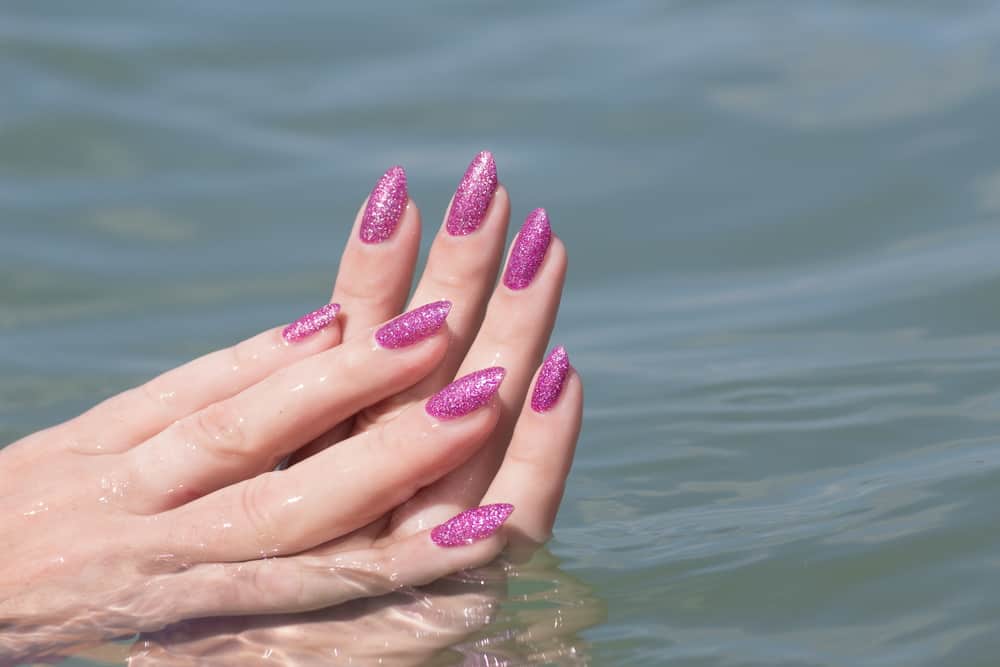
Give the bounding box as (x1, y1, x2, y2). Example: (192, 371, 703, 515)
(375, 300, 452, 349)
(282, 303, 341, 343)
(531, 345, 570, 412)
(431, 503, 514, 547)
(503, 208, 551, 290)
(426, 367, 506, 420)
(360, 165, 408, 244)
(446, 150, 498, 236)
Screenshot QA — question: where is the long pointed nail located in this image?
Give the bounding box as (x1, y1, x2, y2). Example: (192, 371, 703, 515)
(532, 345, 570, 412)
(426, 367, 506, 419)
(282, 303, 340, 343)
(446, 150, 498, 236)
(503, 208, 551, 290)
(360, 165, 408, 244)
(431, 503, 514, 547)
(375, 300, 452, 349)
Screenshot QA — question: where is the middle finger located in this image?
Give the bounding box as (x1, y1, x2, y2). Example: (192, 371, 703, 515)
(389, 209, 566, 532)
(357, 150, 510, 426)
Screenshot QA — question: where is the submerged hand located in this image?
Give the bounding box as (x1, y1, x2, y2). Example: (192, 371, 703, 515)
(131, 555, 602, 666)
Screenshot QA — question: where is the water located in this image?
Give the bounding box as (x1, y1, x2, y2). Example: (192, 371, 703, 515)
(3, 1, 1000, 664)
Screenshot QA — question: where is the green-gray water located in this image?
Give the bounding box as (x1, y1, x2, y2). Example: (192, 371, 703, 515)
(4, 1, 1000, 664)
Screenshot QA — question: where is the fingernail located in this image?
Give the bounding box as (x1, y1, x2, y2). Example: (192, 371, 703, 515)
(503, 208, 551, 290)
(359, 165, 408, 244)
(446, 150, 498, 236)
(431, 503, 514, 547)
(531, 345, 570, 412)
(282, 303, 341, 343)
(375, 300, 452, 349)
(426, 367, 506, 419)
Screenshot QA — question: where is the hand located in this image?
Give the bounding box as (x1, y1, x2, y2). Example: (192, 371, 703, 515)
(0, 152, 583, 664)
(130, 570, 508, 666)
(129, 151, 581, 626)
(297, 152, 578, 550)
(0, 298, 467, 661)
(130, 554, 602, 666)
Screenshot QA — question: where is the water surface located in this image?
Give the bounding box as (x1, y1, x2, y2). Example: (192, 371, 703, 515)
(4, 1, 1000, 664)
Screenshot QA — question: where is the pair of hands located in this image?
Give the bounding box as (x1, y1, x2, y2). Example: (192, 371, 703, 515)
(0, 152, 582, 663)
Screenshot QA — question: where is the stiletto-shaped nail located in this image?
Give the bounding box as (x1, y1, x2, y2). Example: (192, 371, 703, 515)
(360, 165, 407, 244)
(375, 300, 452, 349)
(503, 208, 551, 290)
(531, 345, 570, 412)
(282, 303, 341, 343)
(431, 503, 514, 547)
(446, 150, 498, 236)
(426, 367, 506, 419)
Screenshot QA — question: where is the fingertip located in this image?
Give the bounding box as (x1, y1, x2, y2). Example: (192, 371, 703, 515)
(429, 502, 514, 548)
(530, 345, 570, 413)
(439, 182, 511, 242)
(388, 527, 505, 589)
(280, 302, 343, 346)
(500, 215, 566, 294)
(424, 366, 506, 421)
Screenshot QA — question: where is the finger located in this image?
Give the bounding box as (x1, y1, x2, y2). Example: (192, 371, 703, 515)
(294, 154, 506, 461)
(373, 152, 508, 409)
(165, 519, 508, 621)
(392, 211, 566, 529)
(154, 367, 507, 560)
(331, 165, 421, 341)
(122, 302, 452, 513)
(53, 305, 343, 456)
(481, 354, 582, 544)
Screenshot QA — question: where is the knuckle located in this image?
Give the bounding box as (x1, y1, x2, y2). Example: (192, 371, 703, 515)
(227, 339, 255, 374)
(238, 473, 281, 548)
(476, 324, 516, 359)
(119, 381, 175, 422)
(503, 443, 546, 470)
(136, 382, 166, 410)
(367, 424, 397, 464)
(183, 401, 247, 459)
(427, 269, 468, 291)
(339, 345, 369, 376)
(366, 551, 397, 595)
(335, 550, 396, 596)
(355, 397, 407, 430)
(428, 254, 492, 292)
(336, 276, 398, 309)
(369, 427, 432, 503)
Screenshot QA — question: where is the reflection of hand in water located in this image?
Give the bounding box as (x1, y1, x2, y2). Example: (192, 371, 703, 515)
(0, 153, 584, 665)
(131, 573, 506, 666)
(132, 551, 604, 666)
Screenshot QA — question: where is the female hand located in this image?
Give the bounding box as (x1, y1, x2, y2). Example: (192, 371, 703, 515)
(0, 152, 583, 664)
(297, 152, 579, 550)
(129, 152, 582, 621)
(0, 295, 479, 660)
